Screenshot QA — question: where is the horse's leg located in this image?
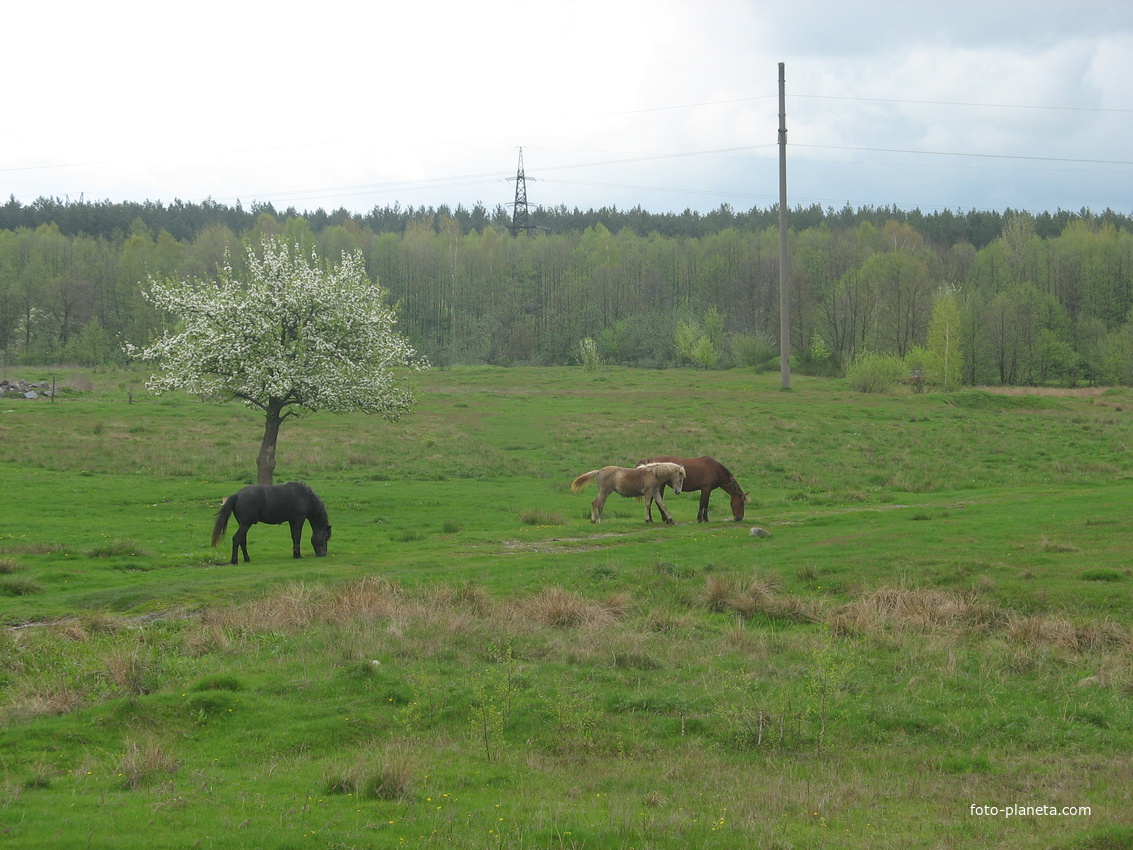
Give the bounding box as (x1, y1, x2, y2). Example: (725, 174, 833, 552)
(290, 520, 303, 558)
(646, 485, 659, 523)
(654, 490, 675, 525)
(232, 523, 251, 564)
(698, 490, 711, 523)
(591, 489, 609, 523)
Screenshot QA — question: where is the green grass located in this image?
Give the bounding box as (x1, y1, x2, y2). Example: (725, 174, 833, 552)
(1, 366, 1132, 848)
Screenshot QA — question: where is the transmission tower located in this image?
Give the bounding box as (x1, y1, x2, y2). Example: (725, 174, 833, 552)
(508, 147, 533, 236)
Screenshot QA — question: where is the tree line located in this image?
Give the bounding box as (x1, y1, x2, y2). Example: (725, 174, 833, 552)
(6, 194, 1133, 247)
(2, 196, 1132, 386)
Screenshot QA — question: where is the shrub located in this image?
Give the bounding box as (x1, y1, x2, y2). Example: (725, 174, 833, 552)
(578, 337, 600, 371)
(690, 335, 719, 370)
(731, 333, 777, 368)
(847, 352, 906, 393)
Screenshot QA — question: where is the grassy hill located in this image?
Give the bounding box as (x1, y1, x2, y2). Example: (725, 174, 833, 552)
(1, 367, 1131, 848)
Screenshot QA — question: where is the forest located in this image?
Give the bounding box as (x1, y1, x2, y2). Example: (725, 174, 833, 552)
(2, 195, 1132, 386)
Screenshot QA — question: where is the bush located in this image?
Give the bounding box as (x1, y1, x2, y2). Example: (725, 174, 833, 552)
(578, 337, 600, 371)
(730, 333, 777, 368)
(847, 352, 906, 393)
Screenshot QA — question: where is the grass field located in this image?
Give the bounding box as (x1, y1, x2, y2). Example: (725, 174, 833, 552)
(2, 366, 1132, 849)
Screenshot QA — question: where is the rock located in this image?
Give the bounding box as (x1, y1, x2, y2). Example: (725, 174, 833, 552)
(0, 379, 53, 399)
(749, 526, 771, 538)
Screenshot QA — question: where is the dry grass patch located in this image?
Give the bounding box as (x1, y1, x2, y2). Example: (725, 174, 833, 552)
(51, 620, 92, 642)
(191, 579, 632, 664)
(976, 385, 1111, 398)
(828, 586, 999, 637)
(8, 679, 86, 722)
(521, 586, 619, 628)
(1040, 535, 1080, 553)
(704, 574, 819, 623)
(210, 578, 413, 634)
(324, 742, 416, 801)
(519, 508, 564, 526)
(828, 585, 1130, 655)
(422, 581, 491, 616)
(0, 575, 41, 596)
(102, 647, 155, 695)
(1006, 613, 1129, 652)
(117, 737, 180, 789)
(326, 576, 407, 622)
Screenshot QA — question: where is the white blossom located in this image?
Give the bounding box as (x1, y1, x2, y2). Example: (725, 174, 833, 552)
(126, 240, 427, 419)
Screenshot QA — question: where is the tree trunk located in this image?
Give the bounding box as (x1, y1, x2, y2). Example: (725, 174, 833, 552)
(257, 400, 286, 485)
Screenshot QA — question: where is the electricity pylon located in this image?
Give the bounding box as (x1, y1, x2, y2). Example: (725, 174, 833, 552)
(508, 147, 535, 236)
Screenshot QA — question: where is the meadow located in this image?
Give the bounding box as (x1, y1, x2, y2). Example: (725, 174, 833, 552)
(1, 366, 1131, 849)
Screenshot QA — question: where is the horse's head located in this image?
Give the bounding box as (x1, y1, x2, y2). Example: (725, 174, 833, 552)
(671, 464, 686, 495)
(725, 476, 749, 521)
(312, 525, 332, 557)
(730, 489, 750, 521)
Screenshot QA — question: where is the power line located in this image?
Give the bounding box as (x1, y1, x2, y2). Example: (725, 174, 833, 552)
(794, 143, 1133, 167)
(201, 147, 780, 206)
(540, 178, 779, 202)
(588, 94, 777, 117)
(793, 93, 1133, 115)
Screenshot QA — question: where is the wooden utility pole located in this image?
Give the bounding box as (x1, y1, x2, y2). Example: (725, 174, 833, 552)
(778, 62, 791, 390)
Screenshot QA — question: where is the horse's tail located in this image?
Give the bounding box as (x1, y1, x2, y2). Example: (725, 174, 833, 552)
(570, 470, 601, 493)
(211, 495, 237, 547)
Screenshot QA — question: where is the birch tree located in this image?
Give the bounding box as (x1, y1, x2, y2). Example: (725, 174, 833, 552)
(927, 285, 963, 391)
(127, 239, 426, 484)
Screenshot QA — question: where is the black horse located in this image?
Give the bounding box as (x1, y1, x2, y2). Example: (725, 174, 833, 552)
(211, 482, 331, 564)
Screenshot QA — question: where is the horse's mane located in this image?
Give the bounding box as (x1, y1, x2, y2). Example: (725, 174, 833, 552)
(641, 462, 683, 477)
(288, 481, 329, 526)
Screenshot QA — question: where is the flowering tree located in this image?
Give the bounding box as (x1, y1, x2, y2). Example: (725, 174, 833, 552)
(127, 239, 426, 484)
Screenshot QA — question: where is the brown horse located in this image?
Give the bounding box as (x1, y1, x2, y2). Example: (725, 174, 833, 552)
(570, 462, 686, 524)
(636, 456, 749, 522)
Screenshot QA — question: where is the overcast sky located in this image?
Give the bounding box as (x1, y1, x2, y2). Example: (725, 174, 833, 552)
(4, 1, 1131, 218)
